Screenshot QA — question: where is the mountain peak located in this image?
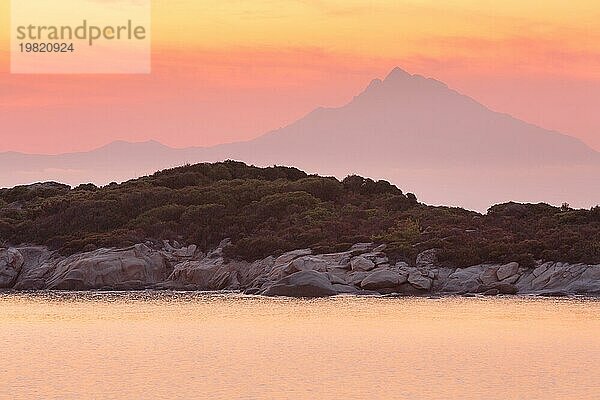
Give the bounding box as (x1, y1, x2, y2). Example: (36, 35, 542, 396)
(384, 67, 412, 82)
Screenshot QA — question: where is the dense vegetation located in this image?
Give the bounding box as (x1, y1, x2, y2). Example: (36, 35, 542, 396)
(0, 161, 599, 267)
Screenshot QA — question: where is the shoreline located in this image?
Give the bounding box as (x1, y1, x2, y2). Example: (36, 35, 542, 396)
(2, 241, 599, 297)
(1, 289, 599, 300)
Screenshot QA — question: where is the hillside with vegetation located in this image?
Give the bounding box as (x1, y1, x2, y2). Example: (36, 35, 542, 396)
(0, 161, 598, 267)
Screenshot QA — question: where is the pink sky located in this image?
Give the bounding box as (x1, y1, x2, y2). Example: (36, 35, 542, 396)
(1, 1, 599, 154)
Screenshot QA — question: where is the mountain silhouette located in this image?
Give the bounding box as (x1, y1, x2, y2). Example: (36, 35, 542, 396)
(2, 67, 599, 211)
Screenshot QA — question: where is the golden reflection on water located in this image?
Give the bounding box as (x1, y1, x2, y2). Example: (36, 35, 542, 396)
(0, 292, 599, 400)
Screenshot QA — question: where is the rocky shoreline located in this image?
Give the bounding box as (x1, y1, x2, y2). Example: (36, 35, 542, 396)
(1, 241, 599, 297)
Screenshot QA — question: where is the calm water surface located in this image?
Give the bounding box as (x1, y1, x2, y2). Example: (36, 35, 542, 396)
(0, 292, 599, 400)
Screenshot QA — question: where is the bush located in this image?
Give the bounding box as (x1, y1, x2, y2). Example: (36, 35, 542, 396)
(0, 161, 598, 266)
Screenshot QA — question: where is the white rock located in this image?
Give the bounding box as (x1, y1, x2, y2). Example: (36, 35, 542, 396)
(496, 262, 519, 281)
(263, 270, 338, 297)
(0, 248, 24, 288)
(45, 245, 167, 290)
(361, 269, 403, 290)
(479, 267, 499, 286)
(283, 256, 329, 274)
(408, 271, 432, 290)
(350, 256, 376, 271)
(273, 249, 313, 266)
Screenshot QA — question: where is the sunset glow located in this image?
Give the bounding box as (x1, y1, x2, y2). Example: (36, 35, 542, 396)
(1, 0, 599, 153)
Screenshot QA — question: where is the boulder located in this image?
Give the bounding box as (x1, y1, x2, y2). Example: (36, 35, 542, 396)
(273, 249, 313, 265)
(492, 282, 518, 295)
(407, 271, 432, 291)
(348, 271, 369, 286)
(173, 244, 198, 258)
(350, 256, 376, 271)
(479, 267, 499, 286)
(441, 265, 485, 293)
(501, 274, 520, 284)
(327, 272, 348, 285)
(349, 243, 375, 253)
(0, 248, 24, 288)
(531, 264, 563, 289)
(565, 265, 600, 294)
(283, 256, 329, 275)
(532, 263, 550, 277)
(170, 258, 237, 290)
(12, 247, 58, 290)
(361, 269, 406, 290)
(263, 270, 338, 297)
(46, 245, 167, 290)
(496, 262, 519, 281)
(331, 284, 360, 294)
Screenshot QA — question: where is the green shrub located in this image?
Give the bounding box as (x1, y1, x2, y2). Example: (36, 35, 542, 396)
(0, 161, 598, 266)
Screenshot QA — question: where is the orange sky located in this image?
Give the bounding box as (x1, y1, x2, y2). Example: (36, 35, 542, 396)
(1, 0, 600, 153)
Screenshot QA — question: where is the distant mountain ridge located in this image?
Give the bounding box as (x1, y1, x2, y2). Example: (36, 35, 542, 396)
(2, 67, 599, 211)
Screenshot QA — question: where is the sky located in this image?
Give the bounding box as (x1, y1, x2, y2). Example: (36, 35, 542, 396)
(1, 0, 599, 154)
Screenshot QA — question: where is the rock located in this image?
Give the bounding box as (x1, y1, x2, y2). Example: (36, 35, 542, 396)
(273, 249, 313, 265)
(416, 249, 438, 267)
(531, 264, 562, 289)
(347, 271, 369, 286)
(211, 270, 232, 290)
(479, 267, 499, 286)
(492, 282, 518, 295)
(407, 271, 432, 291)
(12, 247, 58, 290)
(350, 256, 376, 271)
(349, 243, 374, 253)
(169, 257, 242, 290)
(496, 262, 519, 281)
(565, 265, 600, 294)
(567, 264, 587, 276)
(532, 263, 550, 277)
(14, 278, 46, 290)
(359, 252, 389, 265)
(483, 288, 500, 296)
(441, 265, 486, 293)
(431, 267, 453, 291)
(206, 238, 231, 259)
(396, 282, 429, 295)
(327, 272, 348, 285)
(46, 245, 167, 290)
(2, 241, 599, 296)
(263, 270, 338, 297)
(162, 240, 176, 252)
(361, 269, 403, 290)
(283, 256, 328, 275)
(331, 284, 360, 294)
(501, 274, 520, 284)
(0, 248, 24, 288)
(173, 244, 197, 258)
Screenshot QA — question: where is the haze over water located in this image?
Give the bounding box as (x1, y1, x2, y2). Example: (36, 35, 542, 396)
(0, 293, 598, 399)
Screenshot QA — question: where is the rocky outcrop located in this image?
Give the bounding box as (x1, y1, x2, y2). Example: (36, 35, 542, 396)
(45, 245, 168, 290)
(0, 243, 598, 297)
(0, 248, 24, 288)
(263, 271, 338, 297)
(360, 268, 407, 290)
